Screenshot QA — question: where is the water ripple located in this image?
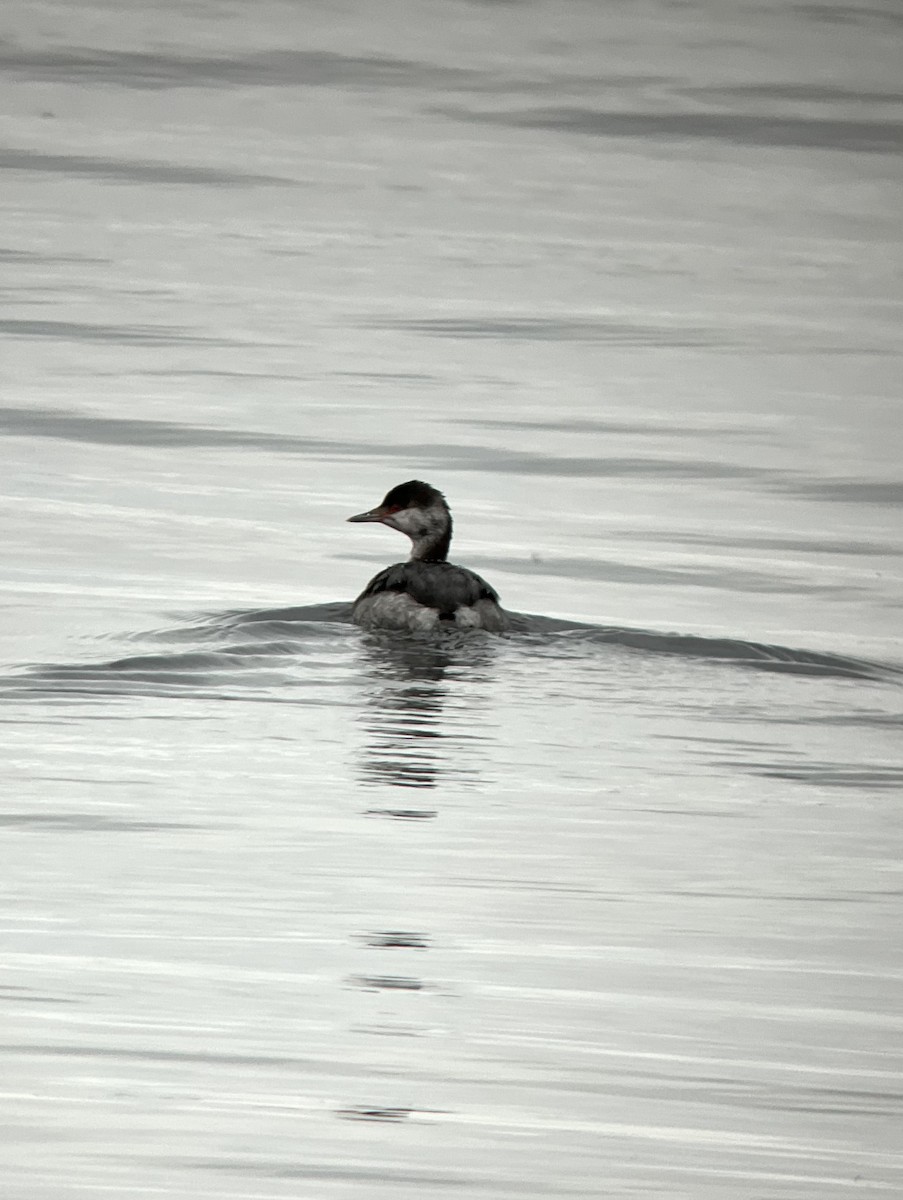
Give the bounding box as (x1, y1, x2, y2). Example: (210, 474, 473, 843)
(0, 147, 293, 186)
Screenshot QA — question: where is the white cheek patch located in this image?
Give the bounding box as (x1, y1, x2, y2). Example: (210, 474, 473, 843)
(386, 508, 421, 535)
(387, 504, 444, 539)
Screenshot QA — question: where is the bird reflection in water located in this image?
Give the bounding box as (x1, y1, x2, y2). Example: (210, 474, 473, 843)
(355, 631, 497, 791)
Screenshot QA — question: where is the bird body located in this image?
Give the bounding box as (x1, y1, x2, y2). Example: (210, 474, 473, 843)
(347, 481, 508, 633)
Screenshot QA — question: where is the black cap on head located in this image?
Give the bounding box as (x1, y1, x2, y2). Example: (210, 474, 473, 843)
(382, 480, 445, 510)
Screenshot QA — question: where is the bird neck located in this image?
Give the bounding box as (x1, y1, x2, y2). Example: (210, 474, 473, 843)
(408, 515, 452, 562)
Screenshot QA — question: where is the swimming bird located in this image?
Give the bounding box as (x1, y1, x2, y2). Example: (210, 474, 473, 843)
(347, 480, 509, 632)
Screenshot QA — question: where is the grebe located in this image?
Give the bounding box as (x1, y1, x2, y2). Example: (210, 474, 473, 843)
(347, 480, 509, 632)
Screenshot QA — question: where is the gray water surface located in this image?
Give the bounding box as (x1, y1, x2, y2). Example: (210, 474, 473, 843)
(1, 1, 902, 1197)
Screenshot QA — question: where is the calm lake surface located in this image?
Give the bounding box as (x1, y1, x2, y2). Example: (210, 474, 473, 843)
(2, 1, 902, 1196)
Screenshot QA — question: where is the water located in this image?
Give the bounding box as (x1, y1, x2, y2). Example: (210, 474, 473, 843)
(2, 1, 902, 1196)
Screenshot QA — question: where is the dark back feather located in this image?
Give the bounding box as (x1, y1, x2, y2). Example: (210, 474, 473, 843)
(356, 561, 500, 615)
